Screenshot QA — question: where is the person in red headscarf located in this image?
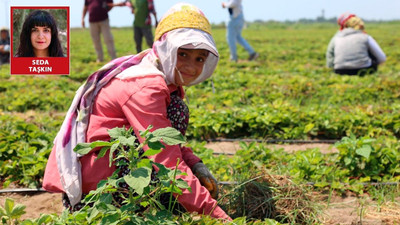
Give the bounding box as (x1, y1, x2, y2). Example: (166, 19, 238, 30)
(326, 13, 386, 76)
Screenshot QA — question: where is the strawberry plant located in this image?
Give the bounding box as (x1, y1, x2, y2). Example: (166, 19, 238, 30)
(335, 134, 400, 182)
(0, 198, 26, 225)
(0, 115, 52, 188)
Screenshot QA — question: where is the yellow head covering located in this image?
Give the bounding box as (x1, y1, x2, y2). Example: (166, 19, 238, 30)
(344, 16, 364, 30)
(154, 3, 212, 41)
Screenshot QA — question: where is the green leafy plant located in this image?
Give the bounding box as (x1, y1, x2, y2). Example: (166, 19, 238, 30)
(0, 198, 26, 225)
(335, 134, 381, 181)
(58, 125, 193, 224)
(0, 116, 52, 188)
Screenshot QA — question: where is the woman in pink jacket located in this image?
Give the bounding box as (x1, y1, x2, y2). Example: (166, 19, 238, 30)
(43, 3, 231, 220)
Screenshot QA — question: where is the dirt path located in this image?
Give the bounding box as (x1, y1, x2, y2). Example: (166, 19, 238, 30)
(205, 141, 338, 155)
(0, 192, 63, 220)
(1, 142, 399, 224)
(320, 194, 400, 224)
(2, 190, 398, 224)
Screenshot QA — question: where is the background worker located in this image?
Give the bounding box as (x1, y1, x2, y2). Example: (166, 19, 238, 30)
(82, 0, 125, 62)
(129, 0, 158, 53)
(222, 0, 259, 62)
(326, 13, 386, 75)
(0, 27, 10, 65)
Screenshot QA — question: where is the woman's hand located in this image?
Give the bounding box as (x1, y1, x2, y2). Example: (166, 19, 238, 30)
(192, 162, 219, 199)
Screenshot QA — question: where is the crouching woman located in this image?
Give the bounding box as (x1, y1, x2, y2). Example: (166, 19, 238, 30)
(43, 3, 231, 221)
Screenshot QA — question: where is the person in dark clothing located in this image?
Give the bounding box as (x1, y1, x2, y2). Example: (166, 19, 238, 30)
(0, 27, 10, 64)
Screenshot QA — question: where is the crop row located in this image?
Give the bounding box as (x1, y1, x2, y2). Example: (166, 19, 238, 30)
(0, 22, 399, 188)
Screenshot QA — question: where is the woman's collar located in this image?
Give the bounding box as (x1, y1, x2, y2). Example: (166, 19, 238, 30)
(168, 84, 185, 98)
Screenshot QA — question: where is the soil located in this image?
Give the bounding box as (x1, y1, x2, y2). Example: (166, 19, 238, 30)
(1, 142, 399, 224)
(0, 192, 63, 220)
(204, 141, 338, 155)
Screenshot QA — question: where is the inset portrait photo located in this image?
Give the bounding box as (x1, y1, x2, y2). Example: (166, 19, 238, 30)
(10, 7, 70, 75)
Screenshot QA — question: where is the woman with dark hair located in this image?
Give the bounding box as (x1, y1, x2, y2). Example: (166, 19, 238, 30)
(15, 10, 64, 57)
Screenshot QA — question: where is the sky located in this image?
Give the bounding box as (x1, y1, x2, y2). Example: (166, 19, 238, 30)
(1, 0, 400, 29)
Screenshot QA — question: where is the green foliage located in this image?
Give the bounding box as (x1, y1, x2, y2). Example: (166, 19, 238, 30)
(19, 214, 55, 225)
(2, 23, 400, 139)
(14, 126, 283, 224)
(0, 115, 52, 188)
(0, 22, 400, 224)
(188, 141, 238, 182)
(196, 135, 400, 194)
(0, 198, 26, 225)
(186, 23, 400, 140)
(0, 76, 79, 112)
(335, 134, 400, 183)
(60, 126, 193, 224)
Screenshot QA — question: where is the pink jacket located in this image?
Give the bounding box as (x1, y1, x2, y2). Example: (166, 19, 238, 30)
(43, 74, 230, 219)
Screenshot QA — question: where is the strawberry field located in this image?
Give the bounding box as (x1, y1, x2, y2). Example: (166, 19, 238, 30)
(1, 22, 400, 224)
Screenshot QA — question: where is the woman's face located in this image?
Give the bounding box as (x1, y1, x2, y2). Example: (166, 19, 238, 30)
(30, 26, 51, 53)
(174, 48, 209, 86)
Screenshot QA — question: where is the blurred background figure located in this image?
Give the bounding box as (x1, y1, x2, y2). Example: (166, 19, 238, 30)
(82, 0, 125, 62)
(128, 0, 158, 53)
(222, 0, 258, 62)
(326, 13, 386, 76)
(0, 27, 10, 65)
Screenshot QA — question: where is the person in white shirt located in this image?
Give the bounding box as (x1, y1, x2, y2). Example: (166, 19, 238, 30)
(222, 0, 259, 62)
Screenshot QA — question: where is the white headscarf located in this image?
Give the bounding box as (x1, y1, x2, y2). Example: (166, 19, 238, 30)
(116, 28, 219, 86)
(154, 28, 219, 86)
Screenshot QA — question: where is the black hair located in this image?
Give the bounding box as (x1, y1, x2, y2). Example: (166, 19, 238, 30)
(15, 10, 64, 57)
